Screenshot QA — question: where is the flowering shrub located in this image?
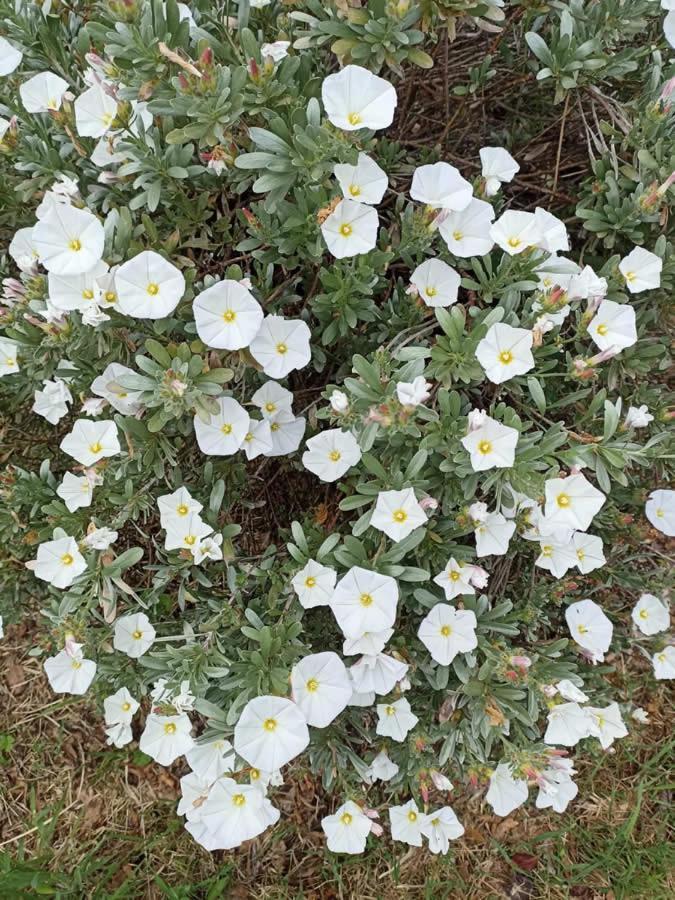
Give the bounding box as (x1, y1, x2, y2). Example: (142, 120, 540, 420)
(0, 0, 673, 857)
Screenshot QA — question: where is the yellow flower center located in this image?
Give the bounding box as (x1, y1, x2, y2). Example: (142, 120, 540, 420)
(306, 678, 319, 693)
(348, 184, 361, 197)
(360, 593, 373, 607)
(164, 723, 177, 735)
(263, 718, 277, 732)
(270, 422, 279, 432)
(392, 509, 407, 523)
(71, 660, 82, 670)
(498, 350, 513, 365)
(223, 309, 236, 322)
(452, 230, 463, 241)
(104, 291, 116, 303)
(478, 440, 492, 455)
(147, 283, 159, 296)
(578, 624, 589, 635)
(507, 236, 521, 248)
(656, 508, 664, 518)
(347, 112, 362, 126)
(82, 289, 94, 301)
(184, 535, 197, 546)
(425, 286, 437, 297)
(177, 504, 189, 516)
(61, 553, 74, 566)
(440, 624, 452, 637)
(102, 112, 113, 126)
(232, 793, 246, 807)
(329, 450, 342, 462)
(276, 342, 288, 355)
(339, 224, 353, 237)
(541, 545, 552, 557)
(339, 810, 354, 826)
(132, 630, 143, 640)
(639, 608, 649, 619)
(657, 652, 666, 662)
(89, 442, 102, 454)
(596, 323, 608, 336)
(305, 576, 317, 588)
(69, 239, 82, 252)
(556, 493, 570, 508)
(385, 705, 395, 716)
(449, 570, 460, 581)
(122, 702, 131, 711)
(407, 811, 418, 822)
(221, 423, 232, 435)
(250, 768, 260, 781)
(576, 549, 585, 561)
(264, 402, 276, 413)
(244, 432, 253, 442)
(624, 271, 636, 283)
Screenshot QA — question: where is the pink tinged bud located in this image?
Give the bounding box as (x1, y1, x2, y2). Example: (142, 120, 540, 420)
(369, 821, 384, 837)
(587, 347, 619, 366)
(586, 295, 603, 315)
(467, 409, 488, 432)
(248, 58, 260, 79)
(510, 655, 532, 669)
(542, 684, 557, 697)
(419, 496, 439, 511)
(420, 782, 430, 804)
(430, 209, 449, 230)
(657, 171, 675, 197)
(363, 806, 380, 819)
(569, 464, 582, 475)
(430, 770, 453, 791)
(660, 76, 675, 101)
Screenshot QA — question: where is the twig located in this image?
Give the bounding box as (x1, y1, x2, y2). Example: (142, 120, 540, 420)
(552, 93, 570, 200)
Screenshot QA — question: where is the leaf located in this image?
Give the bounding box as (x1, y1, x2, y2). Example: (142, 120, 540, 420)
(527, 376, 547, 414)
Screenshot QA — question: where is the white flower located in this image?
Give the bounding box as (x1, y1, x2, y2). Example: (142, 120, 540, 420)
(533, 208, 569, 253)
(370, 487, 426, 542)
(0, 37, 22, 76)
(389, 799, 429, 846)
(32, 378, 73, 424)
(33, 205, 104, 275)
(486, 762, 528, 816)
(321, 199, 378, 259)
(193, 279, 263, 350)
(474, 512, 516, 557)
(624, 405, 653, 429)
(193, 396, 250, 456)
(334, 152, 388, 205)
(249, 315, 312, 378)
(20, 71, 69, 113)
(588, 300, 637, 353)
(572, 532, 606, 574)
(329, 389, 349, 413)
(376, 698, 418, 742)
(157, 487, 203, 527)
(82, 397, 106, 416)
(535, 255, 580, 291)
(585, 702, 627, 750)
(349, 653, 408, 695)
(291, 651, 352, 727)
(438, 198, 495, 257)
(536, 538, 577, 579)
(475, 322, 534, 384)
(83, 526, 118, 550)
(565, 599, 613, 662)
(631, 707, 650, 724)
(46, 261, 109, 312)
(544, 473, 605, 532)
(421, 806, 465, 854)
(261, 40, 290, 62)
(461, 414, 518, 471)
(56, 472, 94, 512)
(0, 337, 20, 376)
(90, 363, 143, 416)
(321, 65, 397, 131)
(104, 687, 139, 725)
(291, 560, 336, 609)
(645, 489, 675, 536)
(115, 251, 185, 319)
(418, 603, 478, 665)
(113, 612, 156, 658)
(409, 258, 460, 308)
(139, 713, 194, 766)
(556, 679, 589, 703)
(189, 779, 275, 850)
(60, 419, 120, 466)
(251, 381, 294, 418)
(322, 800, 372, 854)
(164, 511, 212, 552)
(330, 566, 398, 638)
(652, 646, 675, 679)
(302, 428, 361, 482)
(74, 83, 118, 138)
(44, 645, 96, 695)
(241, 418, 272, 460)
(490, 210, 540, 255)
(9, 226, 40, 272)
(396, 376, 432, 407)
(544, 702, 594, 746)
(104, 720, 134, 747)
(365, 750, 399, 783)
(619, 247, 662, 293)
(535, 770, 578, 813)
(29, 537, 87, 589)
(233, 695, 309, 770)
(433, 558, 478, 600)
(192, 533, 223, 564)
(568, 264, 607, 301)
(264, 410, 306, 456)
(631, 594, 669, 635)
(342, 628, 393, 657)
(410, 162, 472, 210)
(186, 739, 236, 781)
(480, 147, 519, 196)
